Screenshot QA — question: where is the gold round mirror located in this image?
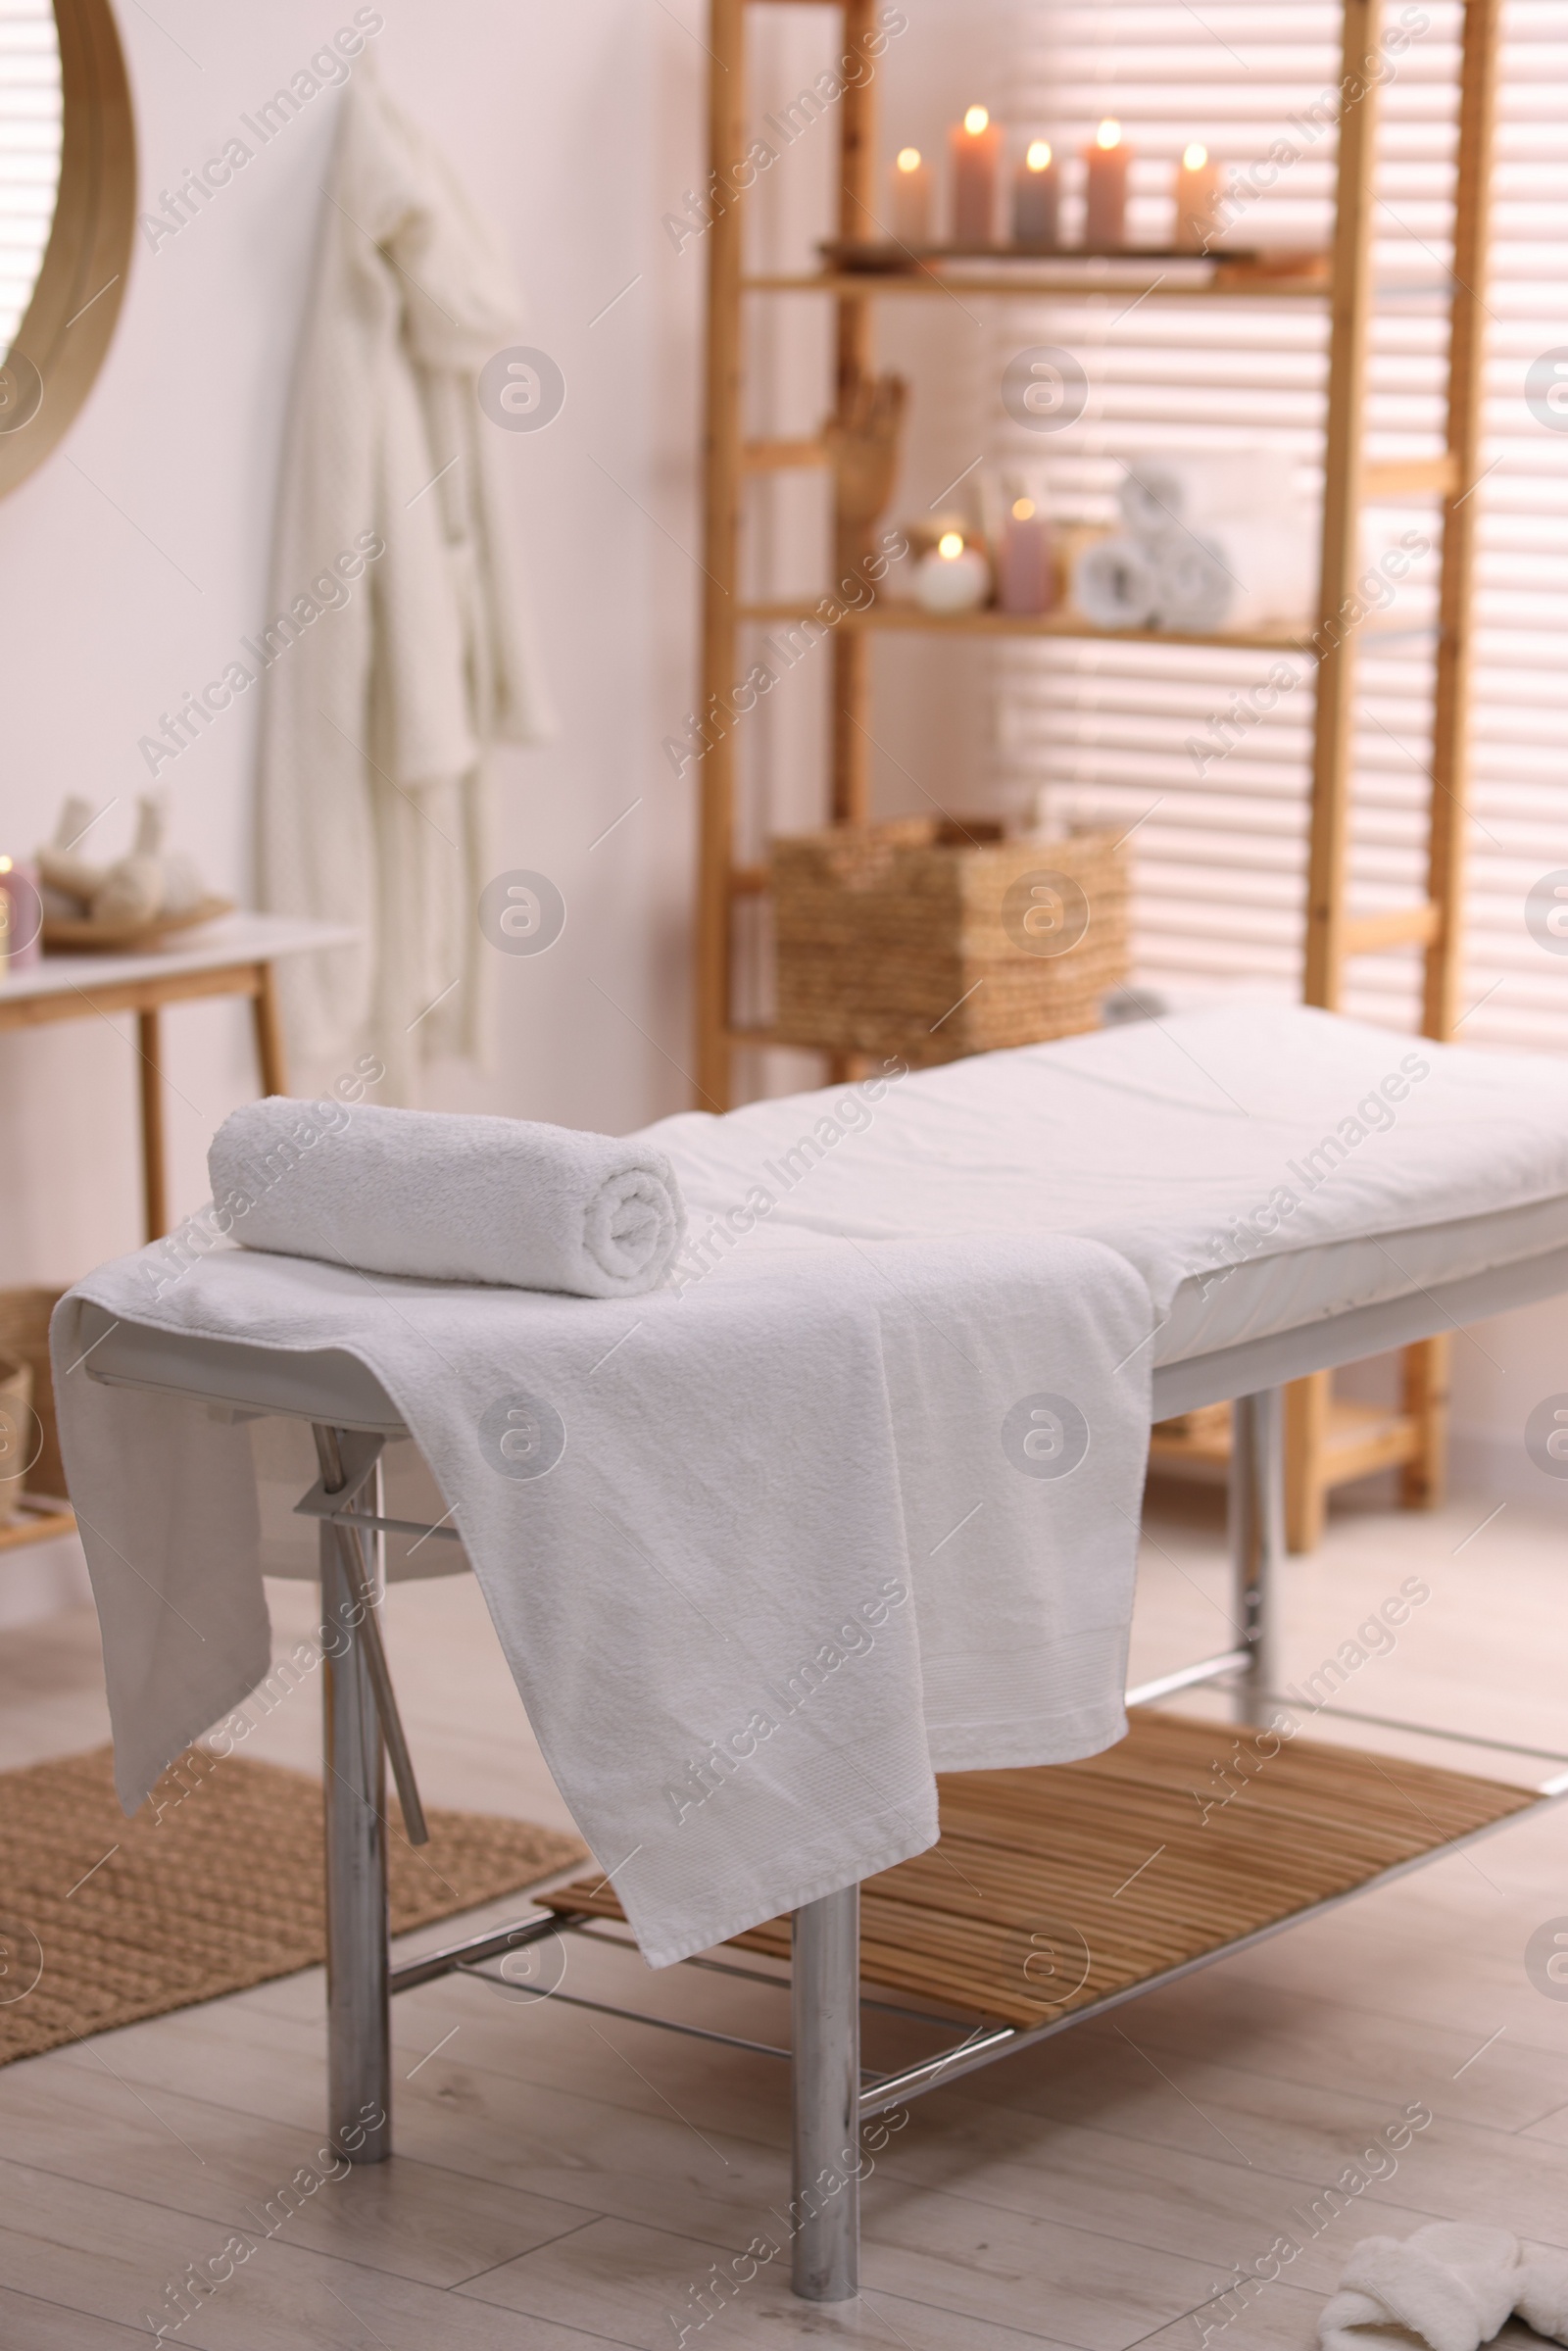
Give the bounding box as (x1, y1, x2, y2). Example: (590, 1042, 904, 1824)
(0, 0, 133, 497)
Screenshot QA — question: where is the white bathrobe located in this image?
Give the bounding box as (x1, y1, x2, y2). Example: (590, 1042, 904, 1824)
(258, 71, 553, 1100)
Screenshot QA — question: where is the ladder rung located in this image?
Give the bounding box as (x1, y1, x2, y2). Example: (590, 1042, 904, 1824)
(743, 438, 828, 472)
(1343, 904, 1442, 955)
(1362, 455, 1459, 499)
(730, 864, 767, 896)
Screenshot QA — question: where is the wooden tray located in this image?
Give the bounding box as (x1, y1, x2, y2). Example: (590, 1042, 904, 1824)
(820, 239, 1329, 277)
(41, 896, 236, 955)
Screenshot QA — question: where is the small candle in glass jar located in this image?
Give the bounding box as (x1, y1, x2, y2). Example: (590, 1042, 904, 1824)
(951, 104, 1002, 245)
(0, 857, 42, 972)
(1173, 141, 1223, 252)
(1083, 118, 1130, 249)
(914, 530, 992, 613)
(1012, 139, 1059, 248)
(998, 498, 1055, 614)
(889, 145, 932, 246)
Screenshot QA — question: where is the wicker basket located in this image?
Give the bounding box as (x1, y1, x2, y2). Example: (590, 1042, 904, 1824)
(0, 1289, 70, 1505)
(770, 819, 1128, 1066)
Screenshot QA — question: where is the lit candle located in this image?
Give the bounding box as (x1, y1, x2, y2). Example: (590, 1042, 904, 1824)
(998, 498, 1055, 615)
(1083, 118, 1130, 250)
(0, 857, 42, 972)
(889, 145, 932, 247)
(950, 104, 1002, 246)
(1172, 140, 1223, 252)
(914, 530, 992, 614)
(1011, 138, 1059, 249)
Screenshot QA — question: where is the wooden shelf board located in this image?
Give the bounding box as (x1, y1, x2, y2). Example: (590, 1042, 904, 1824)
(739, 601, 1315, 654)
(547, 1710, 1541, 2031)
(0, 1505, 76, 1554)
(1152, 1398, 1422, 1494)
(745, 266, 1333, 303)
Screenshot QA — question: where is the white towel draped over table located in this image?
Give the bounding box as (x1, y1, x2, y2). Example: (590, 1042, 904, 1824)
(53, 1234, 1153, 1970)
(58, 1004, 1568, 1970)
(257, 71, 553, 1101)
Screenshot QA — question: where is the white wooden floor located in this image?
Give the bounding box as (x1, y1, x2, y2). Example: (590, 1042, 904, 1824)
(3, 1483, 1567, 2350)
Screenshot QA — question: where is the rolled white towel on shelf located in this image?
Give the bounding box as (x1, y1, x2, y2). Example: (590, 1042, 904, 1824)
(1118, 449, 1292, 537)
(1150, 519, 1316, 634)
(209, 1101, 687, 1298)
(1072, 534, 1159, 629)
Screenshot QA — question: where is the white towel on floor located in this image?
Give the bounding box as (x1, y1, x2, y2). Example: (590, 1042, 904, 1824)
(52, 1230, 1153, 1969)
(1072, 534, 1159, 628)
(1150, 519, 1315, 633)
(209, 1100, 686, 1299)
(1321, 2225, 1568, 2351)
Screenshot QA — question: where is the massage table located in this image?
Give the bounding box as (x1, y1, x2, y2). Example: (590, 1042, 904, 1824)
(70, 1007, 1568, 2303)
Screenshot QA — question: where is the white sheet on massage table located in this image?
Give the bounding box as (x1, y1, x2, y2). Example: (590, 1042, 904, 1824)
(80, 1002, 1568, 1554)
(642, 1005, 1568, 1366)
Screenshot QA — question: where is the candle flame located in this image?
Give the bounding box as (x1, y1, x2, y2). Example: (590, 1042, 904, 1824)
(1011, 498, 1036, 520)
(963, 105, 989, 135)
(1025, 139, 1053, 171)
(1183, 141, 1208, 170)
(937, 531, 965, 559)
(896, 146, 922, 172)
(1096, 118, 1121, 150)
(0, 857, 11, 874)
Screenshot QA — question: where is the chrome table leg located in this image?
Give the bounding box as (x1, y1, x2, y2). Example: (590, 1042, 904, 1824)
(1231, 1389, 1284, 1727)
(791, 1883, 860, 2300)
(320, 1439, 391, 2161)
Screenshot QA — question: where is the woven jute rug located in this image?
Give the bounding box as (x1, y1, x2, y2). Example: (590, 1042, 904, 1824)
(0, 1743, 588, 2065)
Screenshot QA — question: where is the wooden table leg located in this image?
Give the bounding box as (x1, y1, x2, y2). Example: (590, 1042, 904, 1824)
(251, 961, 289, 1098)
(1284, 1369, 1329, 1554)
(137, 1007, 169, 1243)
(1400, 1334, 1451, 1509)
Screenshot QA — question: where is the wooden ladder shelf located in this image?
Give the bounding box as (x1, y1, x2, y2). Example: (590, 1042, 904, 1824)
(692, 0, 1499, 1550)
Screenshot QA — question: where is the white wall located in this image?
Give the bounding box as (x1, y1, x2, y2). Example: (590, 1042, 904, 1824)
(0, 0, 711, 1621)
(0, 0, 708, 1291)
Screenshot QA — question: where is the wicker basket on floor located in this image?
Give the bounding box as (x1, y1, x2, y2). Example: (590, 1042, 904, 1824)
(770, 819, 1128, 1067)
(0, 1288, 70, 1504)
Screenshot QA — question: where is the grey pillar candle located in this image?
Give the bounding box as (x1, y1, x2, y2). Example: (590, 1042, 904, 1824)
(1012, 139, 1059, 246)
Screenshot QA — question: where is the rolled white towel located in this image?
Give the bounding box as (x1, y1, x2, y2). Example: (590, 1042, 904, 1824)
(1072, 534, 1159, 629)
(1150, 519, 1315, 634)
(210, 1100, 687, 1298)
(1118, 449, 1292, 537)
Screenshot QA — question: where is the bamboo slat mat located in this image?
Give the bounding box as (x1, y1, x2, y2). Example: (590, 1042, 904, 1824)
(548, 1711, 1542, 2030)
(0, 1744, 586, 2065)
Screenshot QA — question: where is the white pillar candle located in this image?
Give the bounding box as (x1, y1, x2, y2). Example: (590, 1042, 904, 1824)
(950, 105, 1002, 246)
(0, 857, 42, 971)
(998, 499, 1055, 614)
(1172, 141, 1223, 252)
(889, 145, 932, 246)
(1083, 118, 1130, 250)
(914, 531, 992, 613)
(1012, 139, 1060, 248)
